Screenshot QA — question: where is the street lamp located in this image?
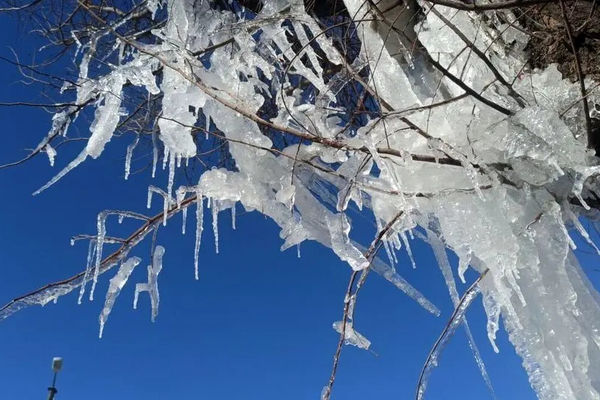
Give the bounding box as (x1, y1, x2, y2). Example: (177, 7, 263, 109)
(47, 357, 62, 400)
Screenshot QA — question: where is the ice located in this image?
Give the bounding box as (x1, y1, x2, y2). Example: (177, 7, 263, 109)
(146, 0, 163, 17)
(366, 252, 440, 316)
(326, 215, 370, 271)
(400, 231, 417, 270)
(77, 240, 96, 305)
(426, 230, 494, 397)
(565, 205, 600, 256)
(212, 199, 220, 254)
(99, 257, 141, 338)
(152, 133, 158, 179)
(231, 205, 236, 230)
(417, 278, 485, 400)
(457, 249, 472, 284)
(133, 246, 165, 322)
(147, 186, 172, 226)
(194, 191, 204, 280)
(45, 144, 56, 167)
(33, 151, 87, 196)
(167, 154, 175, 198)
(124, 136, 139, 180)
(12, 1, 600, 398)
(90, 211, 108, 301)
(332, 321, 371, 350)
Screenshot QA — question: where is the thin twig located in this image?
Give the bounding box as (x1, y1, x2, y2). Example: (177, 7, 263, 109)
(415, 269, 489, 400)
(323, 210, 405, 400)
(558, 0, 593, 148)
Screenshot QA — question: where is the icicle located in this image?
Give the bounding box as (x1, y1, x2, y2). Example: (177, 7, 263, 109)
(182, 207, 188, 235)
(390, 233, 399, 265)
(482, 292, 501, 353)
(124, 136, 139, 180)
(70, 238, 75, 246)
(78, 241, 96, 304)
(369, 254, 440, 315)
(45, 144, 56, 167)
(426, 230, 495, 396)
(148, 186, 171, 226)
(378, 218, 396, 267)
(133, 246, 164, 322)
(176, 188, 185, 209)
(417, 283, 483, 400)
(212, 199, 220, 254)
(383, 235, 396, 266)
(99, 257, 140, 338)
(565, 204, 600, 255)
(336, 182, 353, 212)
(162, 194, 169, 226)
(194, 191, 203, 280)
(231, 205, 236, 230)
(33, 151, 87, 195)
(162, 146, 169, 170)
(297, 243, 301, 258)
(118, 214, 124, 224)
(400, 231, 417, 269)
(151, 132, 158, 178)
(90, 212, 108, 301)
(147, 189, 153, 209)
(458, 250, 472, 284)
(167, 153, 175, 198)
(327, 215, 370, 271)
(572, 166, 600, 210)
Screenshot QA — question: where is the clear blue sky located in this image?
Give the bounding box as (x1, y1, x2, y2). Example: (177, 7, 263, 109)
(1, 10, 599, 400)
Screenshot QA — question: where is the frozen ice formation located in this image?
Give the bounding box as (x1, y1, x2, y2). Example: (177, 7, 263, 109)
(10, 0, 600, 398)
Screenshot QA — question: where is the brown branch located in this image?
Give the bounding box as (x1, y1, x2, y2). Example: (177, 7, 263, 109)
(558, 0, 593, 150)
(425, 0, 587, 11)
(0, 194, 199, 319)
(364, 0, 513, 116)
(427, 5, 526, 107)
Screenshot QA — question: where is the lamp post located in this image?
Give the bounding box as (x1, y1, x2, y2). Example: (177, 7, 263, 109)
(47, 357, 62, 400)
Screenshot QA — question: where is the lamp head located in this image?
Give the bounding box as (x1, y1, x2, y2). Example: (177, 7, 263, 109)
(52, 357, 63, 372)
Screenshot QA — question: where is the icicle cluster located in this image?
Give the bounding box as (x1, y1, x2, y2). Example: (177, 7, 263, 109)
(9, 0, 600, 398)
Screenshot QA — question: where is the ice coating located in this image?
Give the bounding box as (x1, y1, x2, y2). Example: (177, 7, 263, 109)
(332, 320, 371, 350)
(326, 215, 370, 271)
(417, 278, 485, 400)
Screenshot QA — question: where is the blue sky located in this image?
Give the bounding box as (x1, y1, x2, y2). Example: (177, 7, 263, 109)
(1, 10, 600, 400)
